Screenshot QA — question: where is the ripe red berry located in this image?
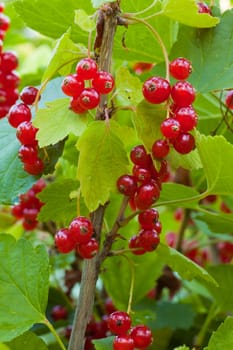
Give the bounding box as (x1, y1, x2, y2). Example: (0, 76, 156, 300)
(129, 235, 146, 255)
(130, 325, 153, 348)
(23, 158, 44, 175)
(107, 311, 132, 335)
(132, 165, 151, 184)
(138, 229, 160, 252)
(3, 71, 20, 89)
(76, 58, 98, 80)
(152, 139, 170, 159)
(173, 132, 195, 154)
(55, 228, 76, 254)
(16, 121, 38, 145)
(69, 97, 87, 114)
(134, 181, 160, 210)
(77, 238, 99, 259)
(160, 118, 181, 139)
(0, 13, 10, 31)
(92, 71, 115, 94)
(20, 86, 40, 105)
(225, 90, 233, 110)
(171, 81, 196, 107)
(61, 74, 84, 97)
(22, 218, 38, 230)
(130, 145, 150, 168)
(174, 106, 198, 132)
(132, 62, 153, 75)
(117, 175, 138, 197)
(8, 103, 32, 128)
(154, 220, 162, 234)
(0, 51, 18, 73)
(142, 76, 170, 104)
(138, 208, 159, 230)
(197, 2, 211, 14)
(79, 88, 100, 110)
(113, 335, 134, 350)
(169, 57, 192, 80)
(18, 145, 38, 164)
(69, 216, 93, 244)
(51, 305, 68, 321)
(11, 203, 24, 219)
(0, 3, 5, 13)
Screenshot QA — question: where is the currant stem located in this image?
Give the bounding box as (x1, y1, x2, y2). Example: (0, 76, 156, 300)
(125, 0, 158, 17)
(194, 303, 218, 349)
(125, 256, 135, 315)
(44, 319, 67, 350)
(176, 208, 191, 252)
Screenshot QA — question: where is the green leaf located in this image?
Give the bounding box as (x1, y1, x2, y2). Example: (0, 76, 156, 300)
(92, 337, 114, 350)
(0, 234, 49, 342)
(75, 9, 96, 32)
(0, 345, 9, 350)
(158, 183, 200, 209)
(115, 67, 143, 106)
(38, 179, 85, 226)
(0, 119, 35, 205)
(174, 346, 190, 350)
(42, 30, 87, 82)
(5, 332, 48, 350)
(155, 302, 195, 330)
(193, 211, 233, 234)
(197, 135, 233, 195)
(162, 0, 219, 27)
(168, 148, 202, 171)
(34, 98, 88, 147)
(77, 121, 129, 212)
(204, 317, 233, 350)
(135, 100, 166, 150)
(156, 244, 217, 285)
(91, 0, 115, 8)
(171, 10, 233, 92)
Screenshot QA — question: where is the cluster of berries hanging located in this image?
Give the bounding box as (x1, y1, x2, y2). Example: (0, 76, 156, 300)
(143, 57, 197, 157)
(107, 311, 153, 350)
(61, 57, 114, 114)
(11, 178, 46, 230)
(8, 86, 45, 175)
(0, 3, 20, 119)
(55, 216, 99, 259)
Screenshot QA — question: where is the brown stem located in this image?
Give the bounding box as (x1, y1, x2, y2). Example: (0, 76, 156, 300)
(68, 3, 120, 350)
(175, 208, 191, 252)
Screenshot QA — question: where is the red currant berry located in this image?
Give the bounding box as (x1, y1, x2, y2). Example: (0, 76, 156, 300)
(32, 178, 46, 194)
(16, 121, 38, 145)
(5, 88, 19, 105)
(0, 13, 10, 31)
(138, 208, 159, 230)
(217, 242, 233, 263)
(138, 229, 160, 252)
(69, 97, 87, 114)
(132, 62, 154, 75)
(173, 132, 195, 154)
(8, 103, 32, 128)
(22, 218, 38, 230)
(20, 86, 40, 105)
(171, 81, 196, 107)
(0, 105, 9, 118)
(0, 3, 5, 12)
(154, 220, 162, 234)
(55, 228, 76, 253)
(117, 175, 138, 197)
(174, 106, 198, 132)
(3, 71, 20, 89)
(129, 235, 146, 255)
(11, 203, 24, 219)
(77, 238, 99, 259)
(76, 58, 98, 80)
(23, 158, 44, 175)
(197, 2, 211, 14)
(169, 57, 192, 80)
(134, 181, 160, 210)
(0, 51, 18, 73)
(107, 311, 131, 335)
(130, 145, 150, 168)
(64, 325, 72, 339)
(132, 165, 151, 184)
(79, 88, 100, 110)
(130, 325, 153, 348)
(225, 90, 233, 109)
(23, 208, 39, 222)
(18, 145, 38, 164)
(113, 335, 134, 350)
(142, 76, 171, 104)
(51, 305, 68, 321)
(92, 71, 115, 94)
(61, 74, 84, 97)
(69, 216, 93, 244)
(152, 139, 170, 159)
(160, 118, 181, 139)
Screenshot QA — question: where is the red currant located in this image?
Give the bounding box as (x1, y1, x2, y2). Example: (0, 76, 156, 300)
(130, 145, 150, 168)
(174, 106, 198, 132)
(69, 216, 94, 244)
(107, 311, 131, 335)
(51, 305, 68, 321)
(18, 145, 38, 164)
(76, 58, 98, 80)
(132, 62, 153, 75)
(23, 158, 44, 175)
(8, 103, 32, 128)
(171, 81, 196, 107)
(0, 13, 10, 31)
(132, 165, 151, 184)
(92, 71, 115, 94)
(134, 181, 160, 210)
(69, 97, 87, 114)
(61, 74, 84, 97)
(0, 51, 18, 73)
(160, 118, 181, 139)
(130, 325, 153, 348)
(225, 90, 233, 109)
(20, 86, 40, 105)
(142, 76, 170, 104)
(0, 3, 5, 12)
(117, 175, 138, 197)
(173, 132, 195, 154)
(113, 335, 134, 350)
(3, 71, 20, 89)
(169, 57, 192, 80)
(129, 235, 146, 255)
(152, 139, 170, 159)
(138, 229, 160, 252)
(55, 228, 76, 253)
(79, 88, 100, 110)
(16, 121, 38, 145)
(138, 208, 159, 230)
(77, 238, 99, 259)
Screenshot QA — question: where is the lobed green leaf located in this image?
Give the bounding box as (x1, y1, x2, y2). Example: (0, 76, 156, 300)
(5, 332, 48, 350)
(204, 317, 233, 350)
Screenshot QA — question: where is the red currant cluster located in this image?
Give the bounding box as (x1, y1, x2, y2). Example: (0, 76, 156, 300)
(0, 4, 20, 119)
(8, 86, 45, 175)
(11, 178, 46, 230)
(54, 216, 99, 259)
(61, 57, 114, 114)
(143, 57, 197, 156)
(107, 311, 153, 350)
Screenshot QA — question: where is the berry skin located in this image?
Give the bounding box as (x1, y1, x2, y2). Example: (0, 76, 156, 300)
(117, 175, 138, 197)
(18, 145, 38, 164)
(0, 3, 5, 12)
(132, 62, 153, 75)
(107, 311, 132, 336)
(79, 88, 100, 110)
(160, 118, 181, 139)
(169, 57, 192, 80)
(69, 97, 87, 114)
(16, 121, 38, 145)
(225, 90, 233, 110)
(8, 103, 32, 128)
(0, 13, 10, 31)
(138, 229, 160, 252)
(23, 159, 44, 175)
(92, 71, 115, 94)
(173, 132, 195, 154)
(152, 139, 170, 159)
(76, 58, 98, 80)
(69, 216, 94, 244)
(0, 51, 18, 73)
(20, 86, 39, 105)
(3, 71, 20, 89)
(55, 228, 76, 254)
(171, 81, 196, 107)
(130, 145, 150, 168)
(61, 74, 84, 97)
(51, 305, 68, 321)
(77, 238, 99, 259)
(197, 2, 211, 14)
(130, 325, 153, 348)
(138, 208, 159, 230)
(132, 165, 151, 184)
(174, 106, 198, 132)
(129, 235, 146, 255)
(142, 76, 171, 104)
(113, 335, 134, 350)
(134, 181, 160, 210)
